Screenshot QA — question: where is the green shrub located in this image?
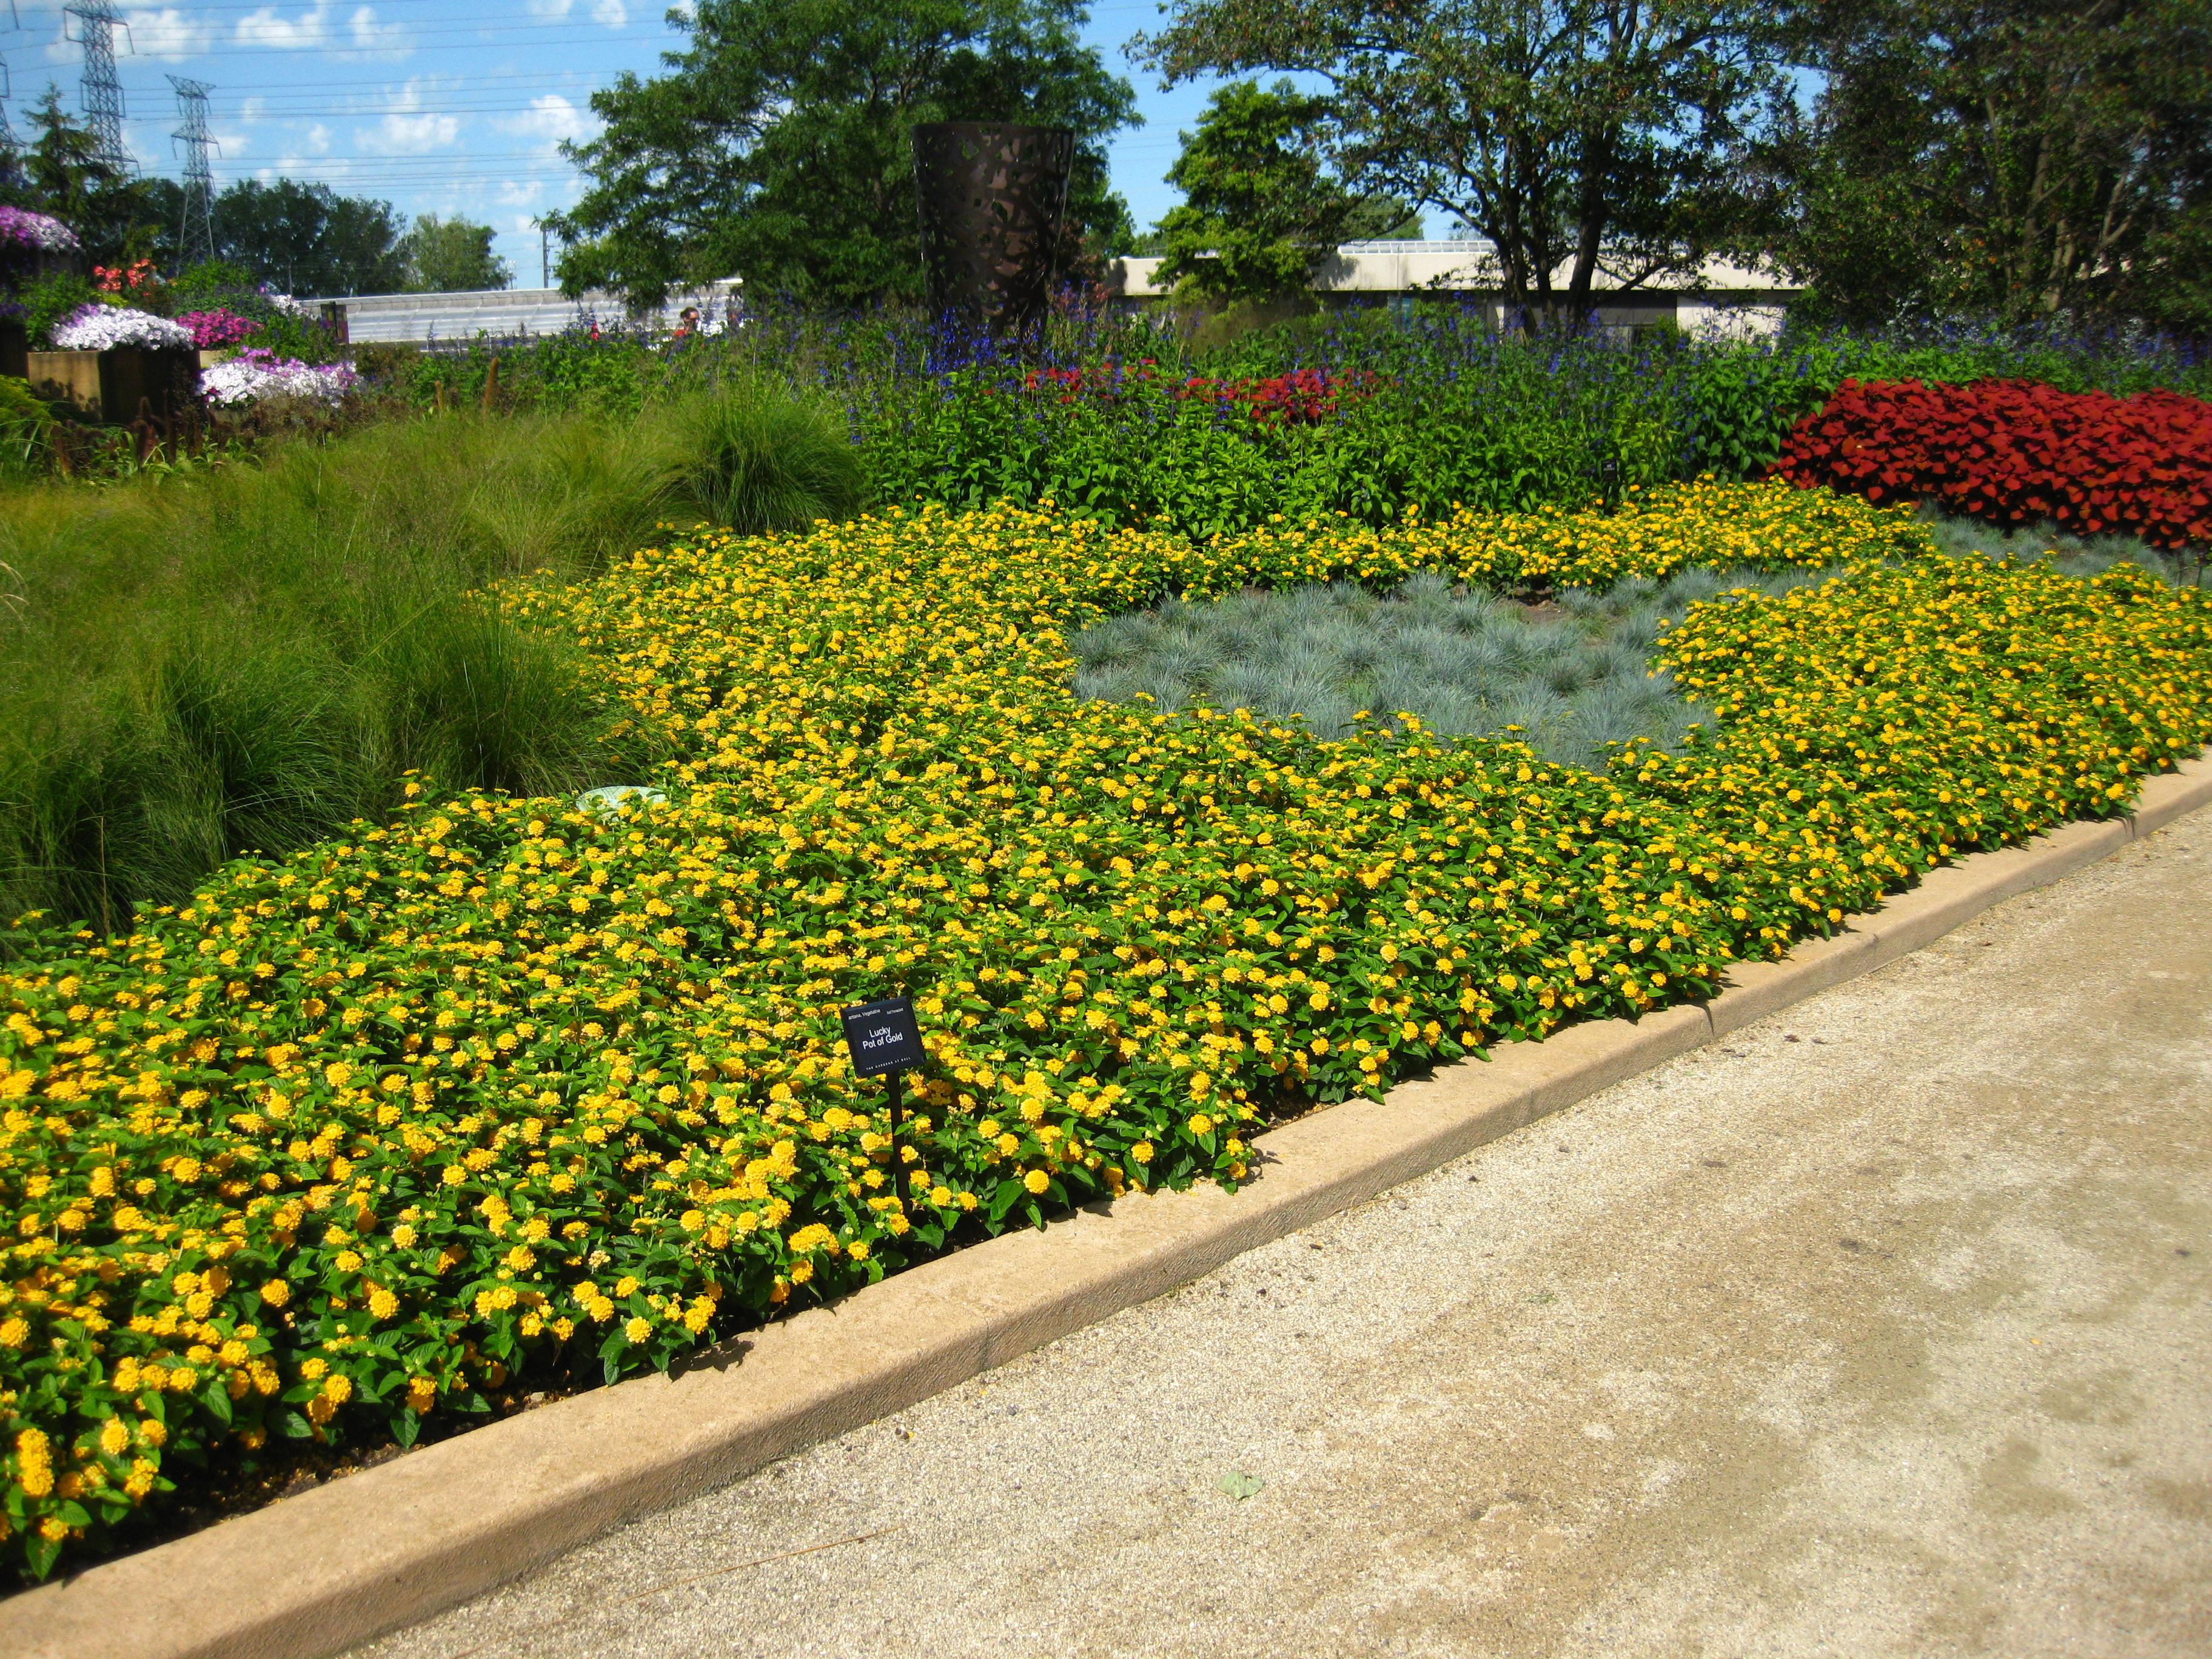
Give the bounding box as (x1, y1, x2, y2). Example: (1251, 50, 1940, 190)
(0, 378, 55, 483)
(18, 272, 105, 350)
(668, 380, 868, 535)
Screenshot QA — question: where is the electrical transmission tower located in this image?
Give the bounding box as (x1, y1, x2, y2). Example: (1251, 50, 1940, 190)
(64, 0, 132, 175)
(170, 76, 218, 265)
(0, 2, 20, 183)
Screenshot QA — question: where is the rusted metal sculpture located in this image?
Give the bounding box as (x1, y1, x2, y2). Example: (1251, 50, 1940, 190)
(912, 121, 1075, 332)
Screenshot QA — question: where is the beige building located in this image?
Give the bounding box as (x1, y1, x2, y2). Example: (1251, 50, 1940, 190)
(1105, 240, 1798, 337)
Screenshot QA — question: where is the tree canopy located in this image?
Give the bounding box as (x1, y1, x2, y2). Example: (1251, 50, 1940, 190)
(400, 213, 513, 293)
(549, 0, 1138, 308)
(195, 179, 412, 297)
(1772, 0, 2212, 333)
(1136, 0, 1788, 329)
(1153, 79, 1417, 303)
(2, 90, 153, 266)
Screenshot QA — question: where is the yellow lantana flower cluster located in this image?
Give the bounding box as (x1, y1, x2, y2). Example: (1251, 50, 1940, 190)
(1, 481, 2208, 1580)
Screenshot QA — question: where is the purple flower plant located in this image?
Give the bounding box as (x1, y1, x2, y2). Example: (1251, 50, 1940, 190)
(0, 206, 81, 253)
(198, 347, 361, 407)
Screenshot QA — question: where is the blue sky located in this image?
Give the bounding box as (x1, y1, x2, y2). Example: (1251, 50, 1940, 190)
(0, 0, 1245, 289)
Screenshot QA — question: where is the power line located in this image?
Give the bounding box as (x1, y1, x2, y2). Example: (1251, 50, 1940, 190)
(64, 0, 133, 172)
(170, 73, 217, 262)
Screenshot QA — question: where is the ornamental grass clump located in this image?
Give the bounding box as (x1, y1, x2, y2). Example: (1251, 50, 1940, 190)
(2, 480, 2210, 1578)
(1070, 566, 1849, 767)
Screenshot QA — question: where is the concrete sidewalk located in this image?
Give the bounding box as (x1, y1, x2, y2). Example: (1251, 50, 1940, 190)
(361, 813, 2212, 1659)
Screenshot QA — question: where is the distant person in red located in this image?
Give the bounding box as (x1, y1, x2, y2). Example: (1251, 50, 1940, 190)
(674, 306, 700, 340)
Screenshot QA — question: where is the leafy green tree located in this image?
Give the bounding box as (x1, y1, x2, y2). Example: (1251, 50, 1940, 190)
(1, 90, 161, 265)
(1135, 0, 1788, 331)
(549, 0, 1138, 307)
(1154, 79, 1413, 302)
(200, 179, 410, 296)
(1775, 0, 2212, 332)
(400, 214, 514, 293)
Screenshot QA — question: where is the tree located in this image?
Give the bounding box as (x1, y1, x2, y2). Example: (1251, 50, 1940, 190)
(1, 90, 161, 265)
(1135, 0, 1789, 331)
(1775, 0, 2212, 332)
(201, 179, 410, 296)
(400, 214, 513, 293)
(1153, 79, 1414, 302)
(549, 0, 1138, 308)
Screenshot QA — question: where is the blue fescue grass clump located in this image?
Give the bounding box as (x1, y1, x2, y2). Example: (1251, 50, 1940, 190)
(1071, 566, 1845, 770)
(1916, 508, 2202, 585)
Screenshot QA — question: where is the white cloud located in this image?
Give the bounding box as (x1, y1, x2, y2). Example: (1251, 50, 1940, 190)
(367, 110, 458, 152)
(357, 82, 460, 154)
(589, 0, 627, 25)
(346, 5, 410, 56)
(528, 0, 577, 16)
(115, 4, 219, 60)
(499, 94, 594, 150)
(305, 122, 332, 153)
(236, 1, 332, 50)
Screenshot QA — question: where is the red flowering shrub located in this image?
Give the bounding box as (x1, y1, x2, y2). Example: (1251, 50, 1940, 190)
(1021, 362, 1385, 423)
(1772, 378, 2212, 549)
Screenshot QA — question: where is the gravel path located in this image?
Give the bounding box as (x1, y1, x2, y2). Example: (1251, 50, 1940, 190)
(360, 812, 2212, 1659)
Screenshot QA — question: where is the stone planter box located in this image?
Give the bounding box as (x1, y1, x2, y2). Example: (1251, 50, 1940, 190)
(100, 345, 198, 423)
(0, 317, 25, 381)
(22, 345, 198, 421)
(25, 349, 102, 415)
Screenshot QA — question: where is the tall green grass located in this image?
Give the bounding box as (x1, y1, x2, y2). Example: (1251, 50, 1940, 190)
(0, 380, 866, 936)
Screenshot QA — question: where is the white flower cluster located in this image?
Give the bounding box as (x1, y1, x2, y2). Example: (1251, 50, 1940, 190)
(50, 304, 195, 351)
(198, 349, 361, 407)
(261, 286, 317, 319)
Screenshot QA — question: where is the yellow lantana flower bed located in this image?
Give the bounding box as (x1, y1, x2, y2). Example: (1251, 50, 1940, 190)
(2, 481, 2208, 1578)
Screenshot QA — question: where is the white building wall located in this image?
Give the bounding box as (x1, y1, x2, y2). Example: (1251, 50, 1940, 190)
(1105, 241, 1798, 335)
(316, 280, 743, 344)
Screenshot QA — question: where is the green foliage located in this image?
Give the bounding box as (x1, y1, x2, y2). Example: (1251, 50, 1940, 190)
(0, 378, 56, 483)
(0, 409, 706, 932)
(16, 272, 105, 350)
(1155, 81, 1369, 304)
(202, 179, 411, 298)
(0, 90, 163, 266)
(162, 261, 261, 307)
(671, 381, 869, 535)
(1773, 0, 2212, 333)
(400, 215, 514, 295)
(865, 324, 1709, 537)
(1136, 0, 1788, 327)
(550, 0, 1139, 307)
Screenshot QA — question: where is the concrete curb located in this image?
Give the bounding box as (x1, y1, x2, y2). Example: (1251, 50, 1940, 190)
(10, 754, 2210, 1659)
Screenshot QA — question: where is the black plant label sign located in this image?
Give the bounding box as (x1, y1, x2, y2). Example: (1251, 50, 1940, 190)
(841, 996, 923, 1078)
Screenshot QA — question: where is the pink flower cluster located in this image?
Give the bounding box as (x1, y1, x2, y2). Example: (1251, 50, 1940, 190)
(178, 309, 263, 349)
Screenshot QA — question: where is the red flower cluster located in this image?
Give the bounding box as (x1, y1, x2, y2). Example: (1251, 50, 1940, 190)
(1020, 363, 1384, 424)
(93, 258, 162, 301)
(1772, 377, 2212, 549)
(1185, 367, 1386, 424)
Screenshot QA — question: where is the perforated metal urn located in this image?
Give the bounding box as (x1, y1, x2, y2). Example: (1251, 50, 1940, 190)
(911, 121, 1076, 332)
